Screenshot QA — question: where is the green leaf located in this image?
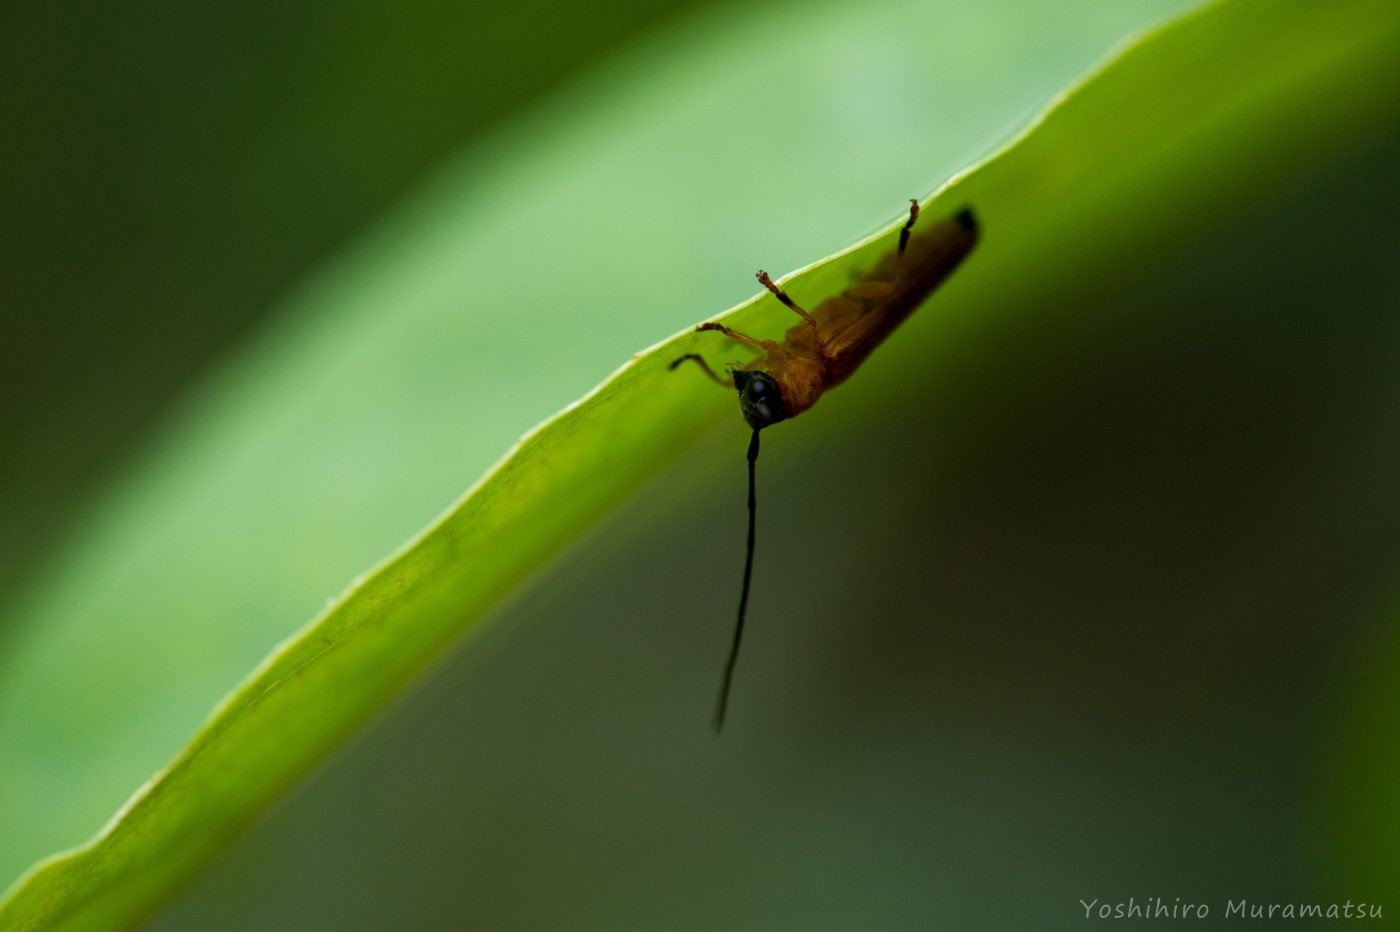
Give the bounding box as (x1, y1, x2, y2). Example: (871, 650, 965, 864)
(3, 0, 1398, 927)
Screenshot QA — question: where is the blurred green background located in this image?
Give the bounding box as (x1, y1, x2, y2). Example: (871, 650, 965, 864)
(4, 0, 1399, 927)
(0, 0, 706, 616)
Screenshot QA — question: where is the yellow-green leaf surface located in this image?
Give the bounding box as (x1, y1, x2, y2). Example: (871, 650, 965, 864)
(3, 0, 1398, 927)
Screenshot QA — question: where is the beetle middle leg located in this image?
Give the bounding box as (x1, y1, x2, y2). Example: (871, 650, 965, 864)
(755, 270, 816, 327)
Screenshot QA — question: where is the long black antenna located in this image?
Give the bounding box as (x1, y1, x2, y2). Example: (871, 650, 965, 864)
(714, 429, 761, 732)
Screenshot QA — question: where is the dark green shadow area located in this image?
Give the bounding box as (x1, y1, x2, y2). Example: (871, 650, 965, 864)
(153, 129, 1400, 930)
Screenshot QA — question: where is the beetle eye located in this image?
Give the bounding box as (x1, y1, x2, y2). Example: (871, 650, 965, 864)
(733, 371, 789, 431)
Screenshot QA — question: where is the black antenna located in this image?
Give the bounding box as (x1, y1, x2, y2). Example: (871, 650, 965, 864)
(714, 428, 761, 732)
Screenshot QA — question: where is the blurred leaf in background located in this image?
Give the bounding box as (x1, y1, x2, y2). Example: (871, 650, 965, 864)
(0, 0, 703, 611)
(2, 0, 1399, 927)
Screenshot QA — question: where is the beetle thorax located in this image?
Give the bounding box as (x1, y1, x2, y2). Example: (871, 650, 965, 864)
(759, 350, 826, 418)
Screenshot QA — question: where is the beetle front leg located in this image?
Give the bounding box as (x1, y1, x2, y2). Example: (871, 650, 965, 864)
(667, 353, 733, 387)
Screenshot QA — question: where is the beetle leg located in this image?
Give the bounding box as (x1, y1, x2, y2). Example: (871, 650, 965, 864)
(894, 198, 920, 284)
(756, 270, 817, 327)
(696, 321, 778, 352)
(667, 353, 732, 387)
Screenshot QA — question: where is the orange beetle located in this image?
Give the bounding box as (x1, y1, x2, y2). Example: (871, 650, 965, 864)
(672, 201, 980, 730)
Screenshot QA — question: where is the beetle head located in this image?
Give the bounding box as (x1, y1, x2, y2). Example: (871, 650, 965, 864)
(733, 370, 789, 431)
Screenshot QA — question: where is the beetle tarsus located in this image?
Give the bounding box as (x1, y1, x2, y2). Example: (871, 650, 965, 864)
(756, 270, 816, 325)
